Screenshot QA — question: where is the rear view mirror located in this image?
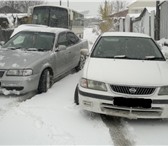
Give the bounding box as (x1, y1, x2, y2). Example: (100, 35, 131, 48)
(163, 52, 168, 60)
(80, 48, 89, 57)
(56, 45, 66, 52)
(0, 41, 5, 46)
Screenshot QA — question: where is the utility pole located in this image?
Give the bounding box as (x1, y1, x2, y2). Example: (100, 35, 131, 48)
(60, 0, 62, 6)
(155, 0, 160, 40)
(67, 0, 69, 7)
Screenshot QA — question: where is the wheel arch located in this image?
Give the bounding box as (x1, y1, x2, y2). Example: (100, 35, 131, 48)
(39, 63, 54, 78)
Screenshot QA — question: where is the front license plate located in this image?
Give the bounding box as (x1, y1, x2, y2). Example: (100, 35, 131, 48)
(114, 97, 152, 108)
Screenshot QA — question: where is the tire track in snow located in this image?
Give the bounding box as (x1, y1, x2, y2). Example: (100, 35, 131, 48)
(17, 107, 75, 145)
(101, 115, 135, 146)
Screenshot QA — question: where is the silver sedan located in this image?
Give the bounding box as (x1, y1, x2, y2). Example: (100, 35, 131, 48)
(0, 25, 88, 95)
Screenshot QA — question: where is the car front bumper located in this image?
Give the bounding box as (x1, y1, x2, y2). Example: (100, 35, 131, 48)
(78, 86, 168, 119)
(0, 74, 40, 95)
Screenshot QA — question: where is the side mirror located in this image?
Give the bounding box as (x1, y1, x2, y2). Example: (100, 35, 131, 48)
(56, 45, 67, 52)
(163, 52, 168, 60)
(0, 41, 5, 46)
(80, 48, 89, 57)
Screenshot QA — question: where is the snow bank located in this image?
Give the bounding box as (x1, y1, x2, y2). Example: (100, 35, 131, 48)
(157, 38, 168, 55)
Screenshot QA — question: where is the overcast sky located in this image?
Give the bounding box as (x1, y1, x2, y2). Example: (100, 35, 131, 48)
(47, 0, 137, 17)
(48, 0, 105, 17)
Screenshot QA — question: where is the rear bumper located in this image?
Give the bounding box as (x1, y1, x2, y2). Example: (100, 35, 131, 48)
(78, 88, 168, 119)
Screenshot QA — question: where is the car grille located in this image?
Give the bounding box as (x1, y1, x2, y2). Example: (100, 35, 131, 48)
(101, 103, 162, 117)
(110, 85, 155, 95)
(0, 70, 5, 78)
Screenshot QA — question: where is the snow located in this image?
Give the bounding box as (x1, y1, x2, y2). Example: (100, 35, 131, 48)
(0, 72, 112, 145)
(0, 55, 4, 60)
(12, 63, 20, 68)
(146, 7, 156, 13)
(102, 31, 150, 38)
(0, 63, 5, 67)
(0, 27, 168, 145)
(127, 13, 141, 18)
(125, 119, 168, 145)
(157, 38, 168, 55)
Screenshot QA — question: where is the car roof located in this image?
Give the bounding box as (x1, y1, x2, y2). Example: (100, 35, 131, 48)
(11, 24, 70, 37)
(102, 32, 151, 38)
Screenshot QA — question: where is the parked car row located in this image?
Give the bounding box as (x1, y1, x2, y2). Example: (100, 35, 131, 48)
(1, 24, 168, 119)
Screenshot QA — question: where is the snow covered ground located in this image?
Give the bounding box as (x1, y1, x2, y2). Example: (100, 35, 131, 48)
(0, 72, 112, 145)
(0, 28, 168, 145)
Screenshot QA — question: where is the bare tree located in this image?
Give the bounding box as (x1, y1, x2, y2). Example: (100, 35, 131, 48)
(99, 0, 113, 33)
(112, 0, 128, 13)
(0, 1, 45, 12)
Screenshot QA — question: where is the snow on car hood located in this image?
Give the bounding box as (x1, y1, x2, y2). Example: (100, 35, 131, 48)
(84, 58, 168, 87)
(0, 49, 48, 69)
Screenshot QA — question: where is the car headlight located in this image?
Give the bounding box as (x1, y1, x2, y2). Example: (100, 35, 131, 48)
(158, 86, 168, 95)
(80, 78, 107, 91)
(6, 69, 33, 76)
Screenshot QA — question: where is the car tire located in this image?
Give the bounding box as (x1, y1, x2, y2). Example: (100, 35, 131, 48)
(75, 55, 86, 72)
(74, 85, 79, 105)
(38, 69, 52, 94)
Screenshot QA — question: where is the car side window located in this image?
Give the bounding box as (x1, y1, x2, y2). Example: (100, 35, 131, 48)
(57, 32, 68, 47)
(67, 32, 79, 46)
(13, 35, 25, 46)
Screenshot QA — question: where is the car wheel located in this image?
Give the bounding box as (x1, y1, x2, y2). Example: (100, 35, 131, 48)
(38, 69, 52, 94)
(75, 55, 86, 72)
(74, 85, 79, 105)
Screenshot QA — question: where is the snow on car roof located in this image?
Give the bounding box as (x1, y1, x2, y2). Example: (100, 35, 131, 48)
(102, 32, 151, 38)
(11, 24, 70, 37)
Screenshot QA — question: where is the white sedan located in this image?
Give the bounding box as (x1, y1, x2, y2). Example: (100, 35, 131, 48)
(75, 32, 168, 119)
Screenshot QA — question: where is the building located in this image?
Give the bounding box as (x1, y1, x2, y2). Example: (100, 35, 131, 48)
(160, 1, 168, 39)
(109, 9, 128, 31)
(128, 0, 156, 14)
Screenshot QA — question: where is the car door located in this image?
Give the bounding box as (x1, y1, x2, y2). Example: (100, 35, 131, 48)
(54, 32, 69, 77)
(66, 32, 81, 69)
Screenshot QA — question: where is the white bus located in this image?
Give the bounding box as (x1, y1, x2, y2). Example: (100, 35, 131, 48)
(28, 5, 84, 38)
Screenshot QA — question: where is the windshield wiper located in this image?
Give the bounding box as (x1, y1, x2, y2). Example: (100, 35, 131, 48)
(114, 55, 140, 60)
(101, 55, 128, 59)
(99, 55, 142, 60)
(144, 56, 164, 60)
(6, 47, 22, 50)
(114, 55, 128, 59)
(27, 48, 46, 52)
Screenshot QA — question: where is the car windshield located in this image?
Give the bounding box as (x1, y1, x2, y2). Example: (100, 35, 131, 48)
(2, 31, 55, 51)
(91, 36, 165, 61)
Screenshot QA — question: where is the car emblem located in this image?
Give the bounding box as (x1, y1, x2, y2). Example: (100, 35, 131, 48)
(129, 88, 136, 94)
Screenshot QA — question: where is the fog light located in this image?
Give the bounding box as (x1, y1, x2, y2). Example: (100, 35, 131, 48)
(83, 101, 93, 107)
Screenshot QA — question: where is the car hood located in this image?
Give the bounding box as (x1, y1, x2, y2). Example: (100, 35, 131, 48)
(84, 58, 168, 86)
(0, 49, 49, 69)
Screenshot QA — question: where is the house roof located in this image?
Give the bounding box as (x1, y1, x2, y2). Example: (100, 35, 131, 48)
(159, 1, 168, 6)
(132, 7, 155, 22)
(0, 6, 21, 13)
(109, 9, 128, 18)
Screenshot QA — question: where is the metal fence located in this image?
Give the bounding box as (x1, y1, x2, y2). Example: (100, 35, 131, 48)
(160, 1, 168, 39)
